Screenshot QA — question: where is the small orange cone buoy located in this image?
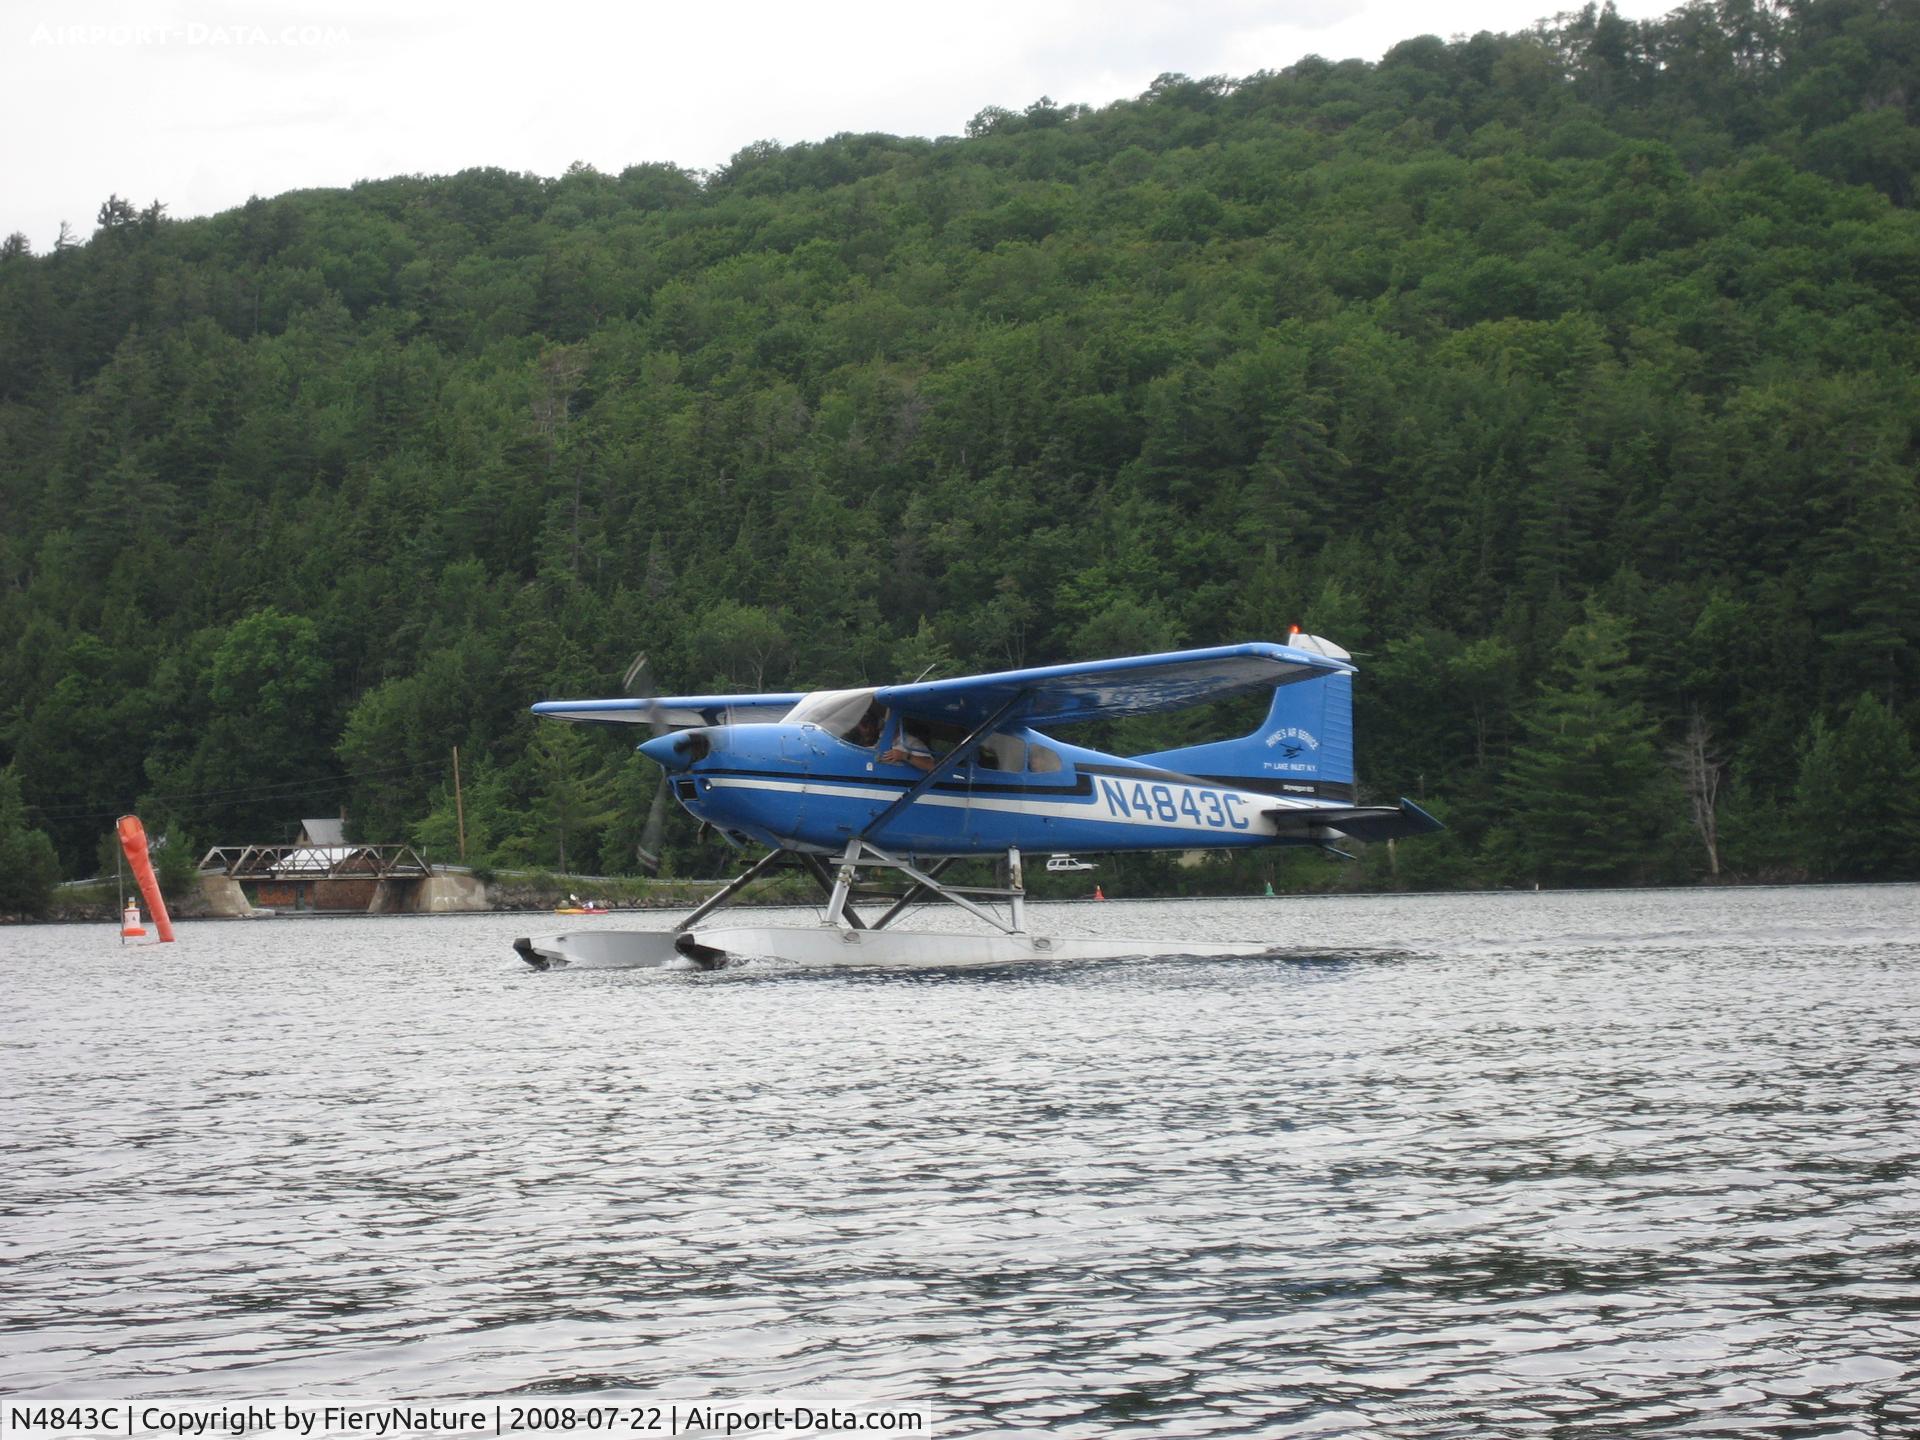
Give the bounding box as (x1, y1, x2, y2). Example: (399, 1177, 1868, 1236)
(121, 901, 146, 939)
(1093, 885, 1106, 901)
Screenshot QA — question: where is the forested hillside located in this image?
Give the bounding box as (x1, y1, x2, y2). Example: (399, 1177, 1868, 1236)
(3, 0, 1918, 908)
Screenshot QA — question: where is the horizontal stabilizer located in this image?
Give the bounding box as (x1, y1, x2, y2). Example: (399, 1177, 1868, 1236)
(1266, 798, 1443, 843)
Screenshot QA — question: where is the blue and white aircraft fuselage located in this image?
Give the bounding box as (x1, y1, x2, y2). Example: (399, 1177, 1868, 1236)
(652, 723, 1325, 856)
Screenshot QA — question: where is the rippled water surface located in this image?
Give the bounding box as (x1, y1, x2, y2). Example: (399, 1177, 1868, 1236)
(4, 886, 1918, 1436)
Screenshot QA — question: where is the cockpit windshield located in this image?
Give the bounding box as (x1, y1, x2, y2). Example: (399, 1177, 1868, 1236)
(785, 688, 880, 742)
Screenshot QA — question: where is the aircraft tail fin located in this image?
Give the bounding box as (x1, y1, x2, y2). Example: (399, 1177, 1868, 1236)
(1134, 669, 1356, 801)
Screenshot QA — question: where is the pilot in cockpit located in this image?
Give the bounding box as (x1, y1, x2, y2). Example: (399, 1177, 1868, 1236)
(849, 702, 884, 748)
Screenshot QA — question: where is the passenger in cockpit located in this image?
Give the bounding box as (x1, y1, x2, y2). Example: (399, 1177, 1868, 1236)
(883, 722, 937, 772)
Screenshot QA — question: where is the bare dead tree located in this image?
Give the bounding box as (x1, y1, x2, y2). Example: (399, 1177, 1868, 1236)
(1670, 707, 1725, 877)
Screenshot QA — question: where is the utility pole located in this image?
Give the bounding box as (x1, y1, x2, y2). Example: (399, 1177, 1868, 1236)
(452, 746, 468, 862)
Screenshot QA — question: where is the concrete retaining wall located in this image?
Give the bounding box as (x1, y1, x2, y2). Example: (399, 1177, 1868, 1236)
(410, 872, 491, 913)
(198, 874, 268, 918)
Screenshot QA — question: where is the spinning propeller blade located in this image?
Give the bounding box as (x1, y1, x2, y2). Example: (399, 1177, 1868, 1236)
(625, 652, 671, 872)
(622, 652, 668, 734)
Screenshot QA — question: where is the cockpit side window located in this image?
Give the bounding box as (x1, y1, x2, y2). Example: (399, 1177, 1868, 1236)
(908, 719, 965, 757)
(1028, 743, 1062, 773)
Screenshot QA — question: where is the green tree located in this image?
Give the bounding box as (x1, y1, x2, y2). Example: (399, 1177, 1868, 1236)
(0, 766, 61, 916)
(411, 759, 515, 867)
(1450, 636, 1522, 772)
(1794, 695, 1920, 881)
(8, 633, 154, 871)
(519, 723, 621, 874)
(151, 825, 204, 903)
(144, 609, 338, 842)
(1499, 608, 1680, 884)
(690, 600, 792, 690)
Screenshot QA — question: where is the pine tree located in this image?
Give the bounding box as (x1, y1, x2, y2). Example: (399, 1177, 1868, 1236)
(1500, 607, 1679, 885)
(525, 723, 622, 875)
(0, 767, 61, 916)
(1794, 696, 1920, 881)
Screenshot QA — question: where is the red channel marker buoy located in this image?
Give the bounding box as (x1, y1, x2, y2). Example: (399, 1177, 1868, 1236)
(1093, 885, 1106, 901)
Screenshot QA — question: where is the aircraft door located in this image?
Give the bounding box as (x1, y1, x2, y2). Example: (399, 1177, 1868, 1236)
(963, 733, 1028, 847)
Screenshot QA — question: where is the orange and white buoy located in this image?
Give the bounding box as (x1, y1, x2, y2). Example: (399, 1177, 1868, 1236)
(1093, 885, 1106, 901)
(121, 900, 146, 939)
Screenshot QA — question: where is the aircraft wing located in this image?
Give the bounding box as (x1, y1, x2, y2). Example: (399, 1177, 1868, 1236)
(875, 642, 1353, 730)
(532, 694, 805, 729)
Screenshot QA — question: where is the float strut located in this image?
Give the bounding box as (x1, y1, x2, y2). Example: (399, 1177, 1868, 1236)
(676, 848, 789, 933)
(823, 838, 862, 929)
(1008, 847, 1025, 934)
(798, 851, 867, 929)
(870, 858, 958, 931)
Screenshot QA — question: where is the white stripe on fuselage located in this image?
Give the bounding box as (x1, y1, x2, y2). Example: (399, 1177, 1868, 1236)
(703, 774, 1324, 836)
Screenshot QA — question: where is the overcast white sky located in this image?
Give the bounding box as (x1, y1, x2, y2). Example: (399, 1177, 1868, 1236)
(2, 0, 1676, 250)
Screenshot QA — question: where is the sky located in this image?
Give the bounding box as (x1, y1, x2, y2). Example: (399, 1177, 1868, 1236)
(1, 0, 1676, 251)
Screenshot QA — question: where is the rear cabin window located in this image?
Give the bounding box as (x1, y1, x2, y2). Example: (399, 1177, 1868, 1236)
(869, 718, 1065, 774)
(977, 735, 1027, 771)
(979, 735, 1061, 773)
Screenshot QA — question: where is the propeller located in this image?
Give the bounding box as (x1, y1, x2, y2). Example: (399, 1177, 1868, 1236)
(625, 652, 671, 874)
(622, 651, 656, 699)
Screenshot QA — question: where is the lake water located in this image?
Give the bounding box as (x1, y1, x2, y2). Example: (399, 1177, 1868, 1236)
(2, 885, 1917, 1437)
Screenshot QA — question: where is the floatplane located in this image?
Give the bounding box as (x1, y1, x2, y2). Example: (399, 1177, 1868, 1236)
(513, 633, 1439, 970)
